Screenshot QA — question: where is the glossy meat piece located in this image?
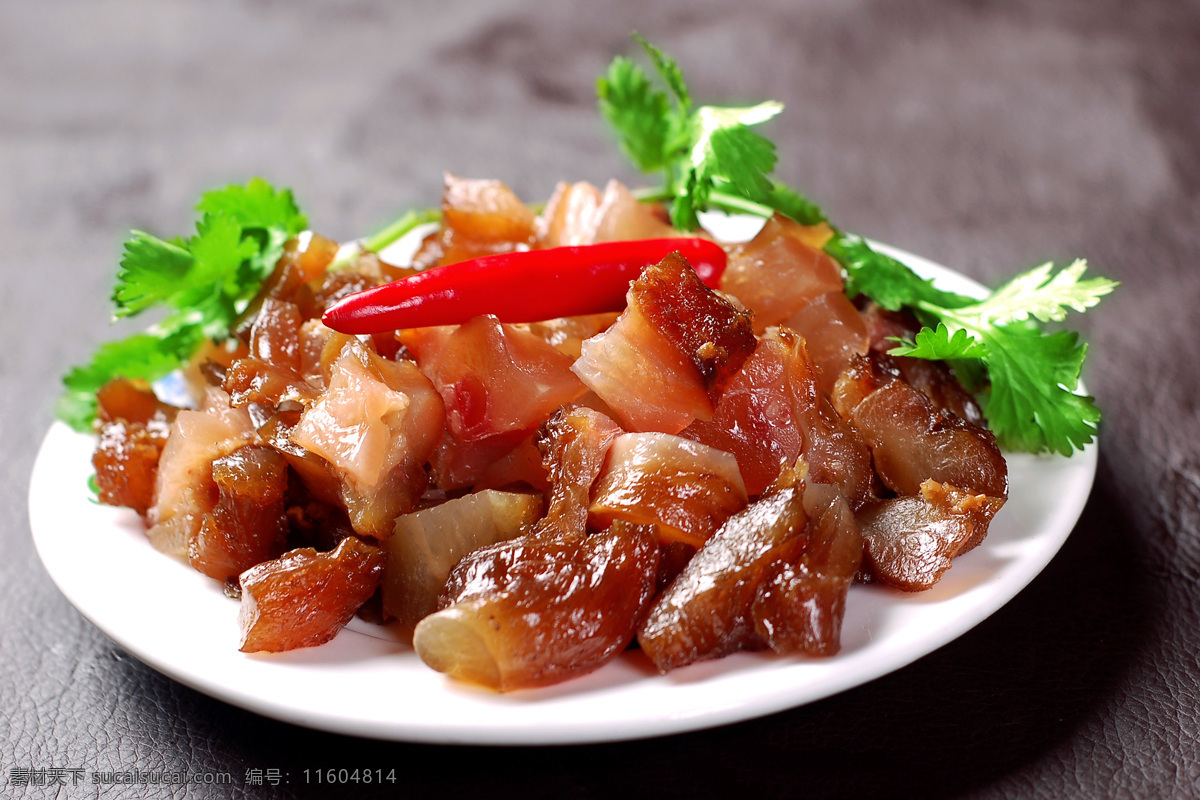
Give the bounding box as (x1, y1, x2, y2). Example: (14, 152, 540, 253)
(474, 433, 550, 492)
(681, 339, 800, 496)
(147, 388, 257, 559)
(637, 486, 810, 672)
(435, 174, 537, 266)
(589, 432, 748, 547)
(93, 418, 171, 516)
(514, 312, 620, 360)
(720, 214, 843, 332)
(572, 252, 754, 433)
(249, 297, 304, 372)
(850, 379, 1008, 499)
(536, 180, 603, 247)
(781, 291, 869, 397)
(401, 315, 586, 443)
(238, 536, 385, 652)
(291, 339, 444, 537)
(633, 252, 757, 399)
(572, 291, 711, 433)
(857, 479, 1005, 591)
(223, 356, 320, 410)
(413, 522, 659, 691)
(189, 445, 289, 581)
(770, 328, 875, 509)
(751, 484, 863, 656)
(92, 378, 176, 516)
(591, 180, 677, 243)
(830, 353, 880, 419)
(95, 377, 177, 426)
(428, 429, 527, 492)
(382, 490, 542, 639)
(534, 407, 623, 538)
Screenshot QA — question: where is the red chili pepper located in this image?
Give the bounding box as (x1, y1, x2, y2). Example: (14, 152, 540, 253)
(322, 238, 727, 334)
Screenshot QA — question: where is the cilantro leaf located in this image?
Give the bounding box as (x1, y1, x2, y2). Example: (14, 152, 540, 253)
(975, 326, 1099, 455)
(195, 177, 307, 235)
(960, 259, 1117, 327)
(633, 33, 690, 110)
(764, 181, 826, 226)
(600, 35, 804, 230)
(112, 233, 195, 318)
(59, 178, 306, 432)
(889, 323, 988, 360)
(825, 233, 974, 312)
(597, 56, 671, 174)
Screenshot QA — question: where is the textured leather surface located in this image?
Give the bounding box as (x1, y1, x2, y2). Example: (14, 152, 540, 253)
(3, 1, 1198, 798)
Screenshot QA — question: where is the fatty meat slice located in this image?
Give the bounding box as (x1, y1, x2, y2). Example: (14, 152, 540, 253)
(589, 432, 748, 548)
(401, 315, 587, 443)
(572, 252, 755, 433)
(720, 214, 843, 332)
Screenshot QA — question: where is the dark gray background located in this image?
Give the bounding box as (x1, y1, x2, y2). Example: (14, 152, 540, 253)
(3, 1, 1198, 798)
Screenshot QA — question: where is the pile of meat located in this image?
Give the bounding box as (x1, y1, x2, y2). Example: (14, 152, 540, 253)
(91, 175, 1007, 692)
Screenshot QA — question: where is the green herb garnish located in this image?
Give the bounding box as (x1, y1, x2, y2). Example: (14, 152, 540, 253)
(598, 34, 825, 231)
(59, 178, 306, 431)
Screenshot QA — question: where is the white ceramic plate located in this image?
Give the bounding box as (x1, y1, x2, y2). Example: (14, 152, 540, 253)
(29, 224, 1097, 744)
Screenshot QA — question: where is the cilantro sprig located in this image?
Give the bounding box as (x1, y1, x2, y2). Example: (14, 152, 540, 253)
(598, 35, 1117, 455)
(59, 178, 306, 431)
(598, 34, 825, 231)
(885, 258, 1116, 454)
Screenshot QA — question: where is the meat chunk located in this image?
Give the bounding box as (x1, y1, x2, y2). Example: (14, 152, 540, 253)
(401, 315, 586, 443)
(857, 479, 1005, 590)
(291, 339, 444, 538)
(720, 214, 843, 332)
(382, 490, 542, 639)
(850, 379, 1008, 499)
(589, 433, 749, 548)
(573, 252, 755, 433)
(413, 522, 659, 691)
(637, 485, 810, 672)
(534, 407, 624, 538)
(147, 388, 257, 558)
(751, 484, 863, 656)
(188, 445, 289, 581)
(238, 536, 385, 652)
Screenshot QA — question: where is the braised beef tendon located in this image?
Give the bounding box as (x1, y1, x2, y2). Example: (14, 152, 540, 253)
(93, 378, 177, 516)
(238, 536, 386, 653)
(858, 480, 1005, 591)
(412, 523, 659, 691)
(589, 433, 749, 548)
(751, 484, 863, 656)
(637, 485, 810, 672)
(381, 490, 542, 640)
(189, 445, 289, 581)
(534, 406, 624, 539)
